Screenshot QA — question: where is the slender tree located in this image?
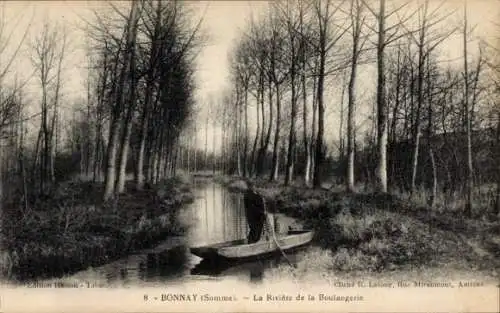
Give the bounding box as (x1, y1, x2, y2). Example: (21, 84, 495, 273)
(346, 0, 366, 192)
(311, 0, 348, 188)
(463, 0, 473, 217)
(363, 0, 418, 193)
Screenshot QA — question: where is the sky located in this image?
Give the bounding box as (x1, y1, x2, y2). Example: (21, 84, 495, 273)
(1, 0, 499, 154)
(191, 1, 269, 97)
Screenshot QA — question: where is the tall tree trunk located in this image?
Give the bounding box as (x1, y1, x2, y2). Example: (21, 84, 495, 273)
(375, 0, 388, 193)
(255, 74, 266, 176)
(308, 61, 319, 185)
(221, 119, 226, 174)
(103, 0, 141, 200)
(410, 128, 421, 194)
(390, 48, 402, 185)
(93, 50, 108, 183)
(42, 81, 50, 193)
(428, 147, 437, 208)
(32, 128, 42, 190)
(346, 0, 362, 192)
(93, 125, 102, 182)
(339, 72, 346, 161)
(410, 3, 428, 197)
(135, 37, 160, 188)
(116, 108, 134, 194)
(302, 57, 309, 186)
(155, 130, 165, 182)
(427, 57, 437, 208)
(257, 77, 274, 176)
(49, 36, 65, 182)
(259, 69, 266, 154)
(250, 92, 261, 176)
(145, 129, 154, 183)
(204, 115, 208, 171)
(103, 115, 122, 200)
(494, 111, 500, 216)
(347, 59, 358, 192)
(270, 84, 281, 182)
(116, 4, 141, 194)
(212, 112, 217, 175)
(243, 89, 249, 177)
(193, 125, 198, 174)
(135, 88, 151, 190)
(49, 110, 58, 182)
(236, 94, 243, 176)
(463, 0, 473, 217)
(285, 45, 297, 186)
(313, 44, 326, 188)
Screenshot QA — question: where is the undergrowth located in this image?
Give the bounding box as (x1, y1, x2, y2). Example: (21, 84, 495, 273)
(0, 176, 195, 281)
(220, 176, 500, 277)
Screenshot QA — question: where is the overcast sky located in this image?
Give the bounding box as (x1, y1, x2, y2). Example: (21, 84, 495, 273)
(1, 0, 498, 153)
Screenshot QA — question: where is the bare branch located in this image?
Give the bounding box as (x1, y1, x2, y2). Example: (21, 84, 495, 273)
(384, 0, 413, 19)
(0, 7, 35, 81)
(360, 0, 378, 18)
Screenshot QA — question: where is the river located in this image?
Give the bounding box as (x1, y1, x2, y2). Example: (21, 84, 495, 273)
(57, 180, 310, 286)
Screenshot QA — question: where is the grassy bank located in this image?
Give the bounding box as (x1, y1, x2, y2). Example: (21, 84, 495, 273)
(218, 175, 500, 278)
(1, 176, 195, 281)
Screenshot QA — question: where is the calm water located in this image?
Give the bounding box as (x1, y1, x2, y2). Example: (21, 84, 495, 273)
(62, 181, 307, 286)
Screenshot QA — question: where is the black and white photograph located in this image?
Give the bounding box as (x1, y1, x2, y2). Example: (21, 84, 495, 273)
(0, 0, 498, 311)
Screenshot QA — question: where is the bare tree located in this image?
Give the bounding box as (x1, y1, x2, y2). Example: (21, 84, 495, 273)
(114, 1, 144, 194)
(311, 0, 348, 188)
(103, 0, 141, 200)
(30, 20, 65, 194)
(266, 11, 288, 182)
(134, 0, 163, 190)
(406, 0, 456, 197)
(298, 1, 315, 186)
(462, 0, 473, 216)
(346, 0, 366, 192)
(277, 1, 301, 186)
(49, 28, 68, 182)
(232, 39, 252, 177)
(363, 0, 417, 193)
(374, 0, 389, 193)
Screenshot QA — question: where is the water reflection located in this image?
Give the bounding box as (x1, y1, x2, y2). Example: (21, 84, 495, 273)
(190, 254, 295, 284)
(102, 246, 192, 284)
(188, 183, 251, 247)
(63, 181, 305, 285)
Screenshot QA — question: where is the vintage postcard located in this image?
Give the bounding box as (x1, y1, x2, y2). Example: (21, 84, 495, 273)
(0, 0, 498, 312)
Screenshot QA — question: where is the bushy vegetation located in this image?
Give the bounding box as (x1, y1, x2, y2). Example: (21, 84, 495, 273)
(220, 176, 500, 277)
(0, 176, 194, 281)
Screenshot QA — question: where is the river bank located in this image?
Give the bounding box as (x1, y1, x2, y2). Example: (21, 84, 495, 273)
(217, 175, 500, 279)
(1, 176, 195, 281)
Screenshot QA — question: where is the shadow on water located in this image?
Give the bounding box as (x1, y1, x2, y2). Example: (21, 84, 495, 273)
(58, 180, 306, 285)
(189, 252, 304, 284)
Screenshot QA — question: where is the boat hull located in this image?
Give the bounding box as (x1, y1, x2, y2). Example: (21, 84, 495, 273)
(189, 230, 314, 261)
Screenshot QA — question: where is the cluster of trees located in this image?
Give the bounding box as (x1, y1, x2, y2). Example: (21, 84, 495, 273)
(0, 0, 203, 208)
(29, 21, 68, 197)
(204, 0, 498, 214)
(72, 0, 202, 200)
(0, 0, 497, 216)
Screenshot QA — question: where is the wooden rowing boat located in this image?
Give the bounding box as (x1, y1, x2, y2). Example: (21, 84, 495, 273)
(189, 230, 314, 261)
